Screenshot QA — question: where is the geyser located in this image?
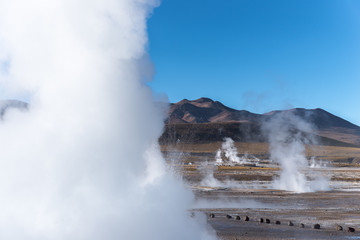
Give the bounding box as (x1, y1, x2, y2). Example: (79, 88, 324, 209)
(262, 110, 329, 192)
(215, 137, 249, 165)
(0, 0, 215, 239)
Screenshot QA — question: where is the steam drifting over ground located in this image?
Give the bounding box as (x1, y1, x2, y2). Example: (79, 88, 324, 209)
(200, 138, 261, 188)
(262, 111, 330, 192)
(0, 1, 215, 239)
(215, 137, 249, 165)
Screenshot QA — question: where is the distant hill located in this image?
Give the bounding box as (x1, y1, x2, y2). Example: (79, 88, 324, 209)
(161, 98, 360, 147)
(264, 108, 360, 147)
(167, 98, 261, 124)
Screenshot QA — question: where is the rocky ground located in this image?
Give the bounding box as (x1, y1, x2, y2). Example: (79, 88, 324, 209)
(193, 188, 360, 239)
(162, 142, 360, 239)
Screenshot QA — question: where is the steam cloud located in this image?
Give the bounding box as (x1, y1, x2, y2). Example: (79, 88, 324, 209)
(201, 138, 262, 188)
(215, 137, 248, 165)
(263, 110, 329, 192)
(0, 1, 215, 239)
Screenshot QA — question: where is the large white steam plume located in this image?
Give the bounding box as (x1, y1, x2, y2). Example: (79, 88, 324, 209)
(262, 110, 329, 192)
(0, 1, 215, 239)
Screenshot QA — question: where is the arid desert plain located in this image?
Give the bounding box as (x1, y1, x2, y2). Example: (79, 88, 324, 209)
(162, 142, 360, 239)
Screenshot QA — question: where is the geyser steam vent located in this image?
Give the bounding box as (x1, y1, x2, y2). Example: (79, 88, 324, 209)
(0, 0, 216, 239)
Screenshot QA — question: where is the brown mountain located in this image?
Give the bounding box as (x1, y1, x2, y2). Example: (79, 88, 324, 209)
(161, 98, 360, 147)
(166, 97, 261, 124)
(264, 108, 360, 146)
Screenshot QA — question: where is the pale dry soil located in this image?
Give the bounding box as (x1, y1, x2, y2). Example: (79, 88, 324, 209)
(162, 142, 360, 239)
(193, 188, 360, 239)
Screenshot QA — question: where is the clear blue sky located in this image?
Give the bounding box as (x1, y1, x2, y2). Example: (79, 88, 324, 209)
(148, 0, 360, 125)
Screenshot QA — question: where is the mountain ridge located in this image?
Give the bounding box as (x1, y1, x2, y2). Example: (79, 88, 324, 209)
(164, 97, 360, 147)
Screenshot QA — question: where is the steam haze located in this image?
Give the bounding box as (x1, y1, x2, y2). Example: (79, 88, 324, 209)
(262, 111, 330, 192)
(0, 0, 215, 239)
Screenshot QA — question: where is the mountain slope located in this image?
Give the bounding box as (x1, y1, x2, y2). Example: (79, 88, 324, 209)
(164, 98, 360, 147)
(167, 98, 262, 124)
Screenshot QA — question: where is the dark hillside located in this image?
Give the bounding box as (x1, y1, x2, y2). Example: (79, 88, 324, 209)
(163, 98, 360, 147)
